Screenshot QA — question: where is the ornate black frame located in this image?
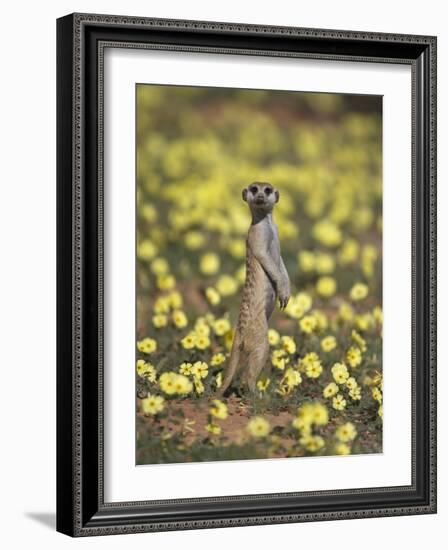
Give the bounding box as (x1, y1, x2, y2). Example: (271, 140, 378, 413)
(56, 13, 437, 537)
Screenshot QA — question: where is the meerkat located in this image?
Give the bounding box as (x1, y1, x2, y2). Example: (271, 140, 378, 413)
(219, 182, 290, 395)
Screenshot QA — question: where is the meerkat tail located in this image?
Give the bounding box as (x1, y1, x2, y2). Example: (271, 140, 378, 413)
(219, 336, 241, 395)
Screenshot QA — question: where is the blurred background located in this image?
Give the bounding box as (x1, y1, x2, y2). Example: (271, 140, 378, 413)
(136, 85, 382, 336)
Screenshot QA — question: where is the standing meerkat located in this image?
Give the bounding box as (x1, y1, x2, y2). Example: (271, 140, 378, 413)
(220, 182, 290, 394)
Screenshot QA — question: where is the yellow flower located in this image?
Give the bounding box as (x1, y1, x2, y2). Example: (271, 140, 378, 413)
(281, 335, 296, 354)
(321, 335, 337, 352)
(268, 329, 280, 346)
(140, 203, 157, 223)
(313, 310, 328, 330)
(373, 306, 383, 323)
(194, 378, 205, 395)
(159, 372, 193, 396)
(200, 252, 220, 275)
(247, 416, 271, 438)
(313, 219, 342, 247)
(296, 292, 313, 312)
(346, 346, 362, 368)
(300, 434, 325, 452)
(316, 276, 337, 297)
(334, 442, 351, 455)
(137, 337, 157, 354)
(372, 387, 382, 403)
(209, 399, 228, 420)
(167, 291, 183, 309)
(284, 292, 312, 320)
(298, 250, 315, 272)
(172, 374, 193, 395)
(210, 353, 226, 366)
(300, 352, 318, 368)
(315, 252, 335, 274)
(378, 404, 383, 418)
(292, 416, 311, 432)
(216, 275, 238, 296)
(332, 394, 347, 410)
(191, 361, 209, 379)
(323, 382, 339, 398)
(159, 372, 178, 395)
(179, 362, 193, 375)
(312, 402, 329, 426)
(195, 318, 210, 337)
(335, 422, 357, 442)
(294, 404, 314, 430)
(355, 313, 375, 331)
(272, 349, 288, 370)
(205, 287, 221, 305)
(299, 314, 317, 334)
(373, 371, 383, 389)
(300, 352, 322, 379)
(141, 394, 165, 415)
(285, 301, 304, 319)
(294, 402, 328, 429)
(345, 376, 358, 390)
(195, 334, 211, 350)
(136, 359, 156, 382)
(350, 282, 369, 301)
(172, 310, 188, 328)
(349, 386, 362, 400)
(157, 274, 176, 290)
(215, 372, 223, 389)
(257, 378, 271, 392)
(137, 239, 157, 261)
(338, 238, 359, 264)
(184, 230, 205, 250)
(152, 313, 168, 328)
(227, 238, 245, 258)
(151, 257, 169, 275)
(154, 296, 170, 314)
(283, 367, 302, 388)
(338, 303, 354, 322)
(213, 318, 231, 336)
(331, 362, 349, 384)
(351, 330, 367, 352)
(305, 361, 323, 379)
(205, 423, 221, 435)
(181, 332, 196, 349)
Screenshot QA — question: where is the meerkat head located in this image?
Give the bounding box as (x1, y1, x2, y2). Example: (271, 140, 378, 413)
(242, 181, 279, 213)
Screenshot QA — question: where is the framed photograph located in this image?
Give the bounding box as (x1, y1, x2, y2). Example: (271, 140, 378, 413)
(56, 13, 437, 536)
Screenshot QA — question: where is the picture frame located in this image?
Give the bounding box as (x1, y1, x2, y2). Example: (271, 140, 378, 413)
(56, 12, 437, 537)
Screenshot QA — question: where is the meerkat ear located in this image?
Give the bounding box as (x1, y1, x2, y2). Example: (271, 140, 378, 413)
(242, 188, 248, 202)
(275, 190, 280, 203)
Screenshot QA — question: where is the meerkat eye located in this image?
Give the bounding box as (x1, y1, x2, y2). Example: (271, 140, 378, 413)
(250, 186, 258, 194)
(264, 187, 272, 195)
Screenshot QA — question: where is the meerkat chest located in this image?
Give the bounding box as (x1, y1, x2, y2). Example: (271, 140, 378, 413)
(268, 231, 281, 262)
(264, 222, 281, 261)
(246, 223, 280, 278)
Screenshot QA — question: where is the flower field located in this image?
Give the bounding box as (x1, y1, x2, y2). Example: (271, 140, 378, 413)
(136, 85, 383, 464)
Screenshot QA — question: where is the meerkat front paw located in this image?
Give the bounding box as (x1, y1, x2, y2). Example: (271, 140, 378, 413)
(278, 286, 290, 310)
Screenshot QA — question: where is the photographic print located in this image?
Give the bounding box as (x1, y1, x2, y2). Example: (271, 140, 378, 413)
(135, 84, 383, 465)
(57, 15, 436, 534)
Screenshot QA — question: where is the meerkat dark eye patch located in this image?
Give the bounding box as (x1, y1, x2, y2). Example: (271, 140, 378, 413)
(264, 187, 272, 195)
(250, 186, 258, 194)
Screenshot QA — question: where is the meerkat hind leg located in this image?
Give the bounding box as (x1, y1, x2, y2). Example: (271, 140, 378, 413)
(244, 338, 270, 393)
